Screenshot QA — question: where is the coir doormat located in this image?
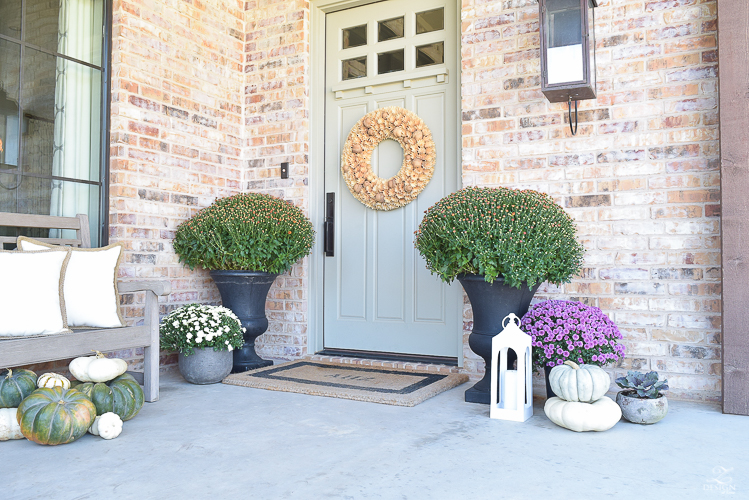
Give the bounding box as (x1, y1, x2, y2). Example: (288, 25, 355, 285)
(222, 361, 469, 407)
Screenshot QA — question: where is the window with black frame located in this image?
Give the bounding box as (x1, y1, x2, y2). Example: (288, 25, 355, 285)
(0, 0, 109, 247)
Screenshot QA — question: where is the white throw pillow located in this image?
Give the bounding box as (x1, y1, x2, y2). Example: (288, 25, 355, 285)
(17, 237, 125, 328)
(0, 249, 71, 337)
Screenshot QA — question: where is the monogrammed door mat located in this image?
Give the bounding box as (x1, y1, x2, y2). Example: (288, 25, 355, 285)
(222, 361, 468, 407)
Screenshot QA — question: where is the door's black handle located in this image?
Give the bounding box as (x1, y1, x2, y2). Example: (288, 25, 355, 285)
(324, 192, 334, 256)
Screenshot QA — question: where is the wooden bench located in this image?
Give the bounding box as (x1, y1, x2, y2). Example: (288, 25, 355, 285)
(0, 212, 170, 402)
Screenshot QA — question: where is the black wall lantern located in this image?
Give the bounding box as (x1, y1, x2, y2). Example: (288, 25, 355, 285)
(539, 0, 598, 135)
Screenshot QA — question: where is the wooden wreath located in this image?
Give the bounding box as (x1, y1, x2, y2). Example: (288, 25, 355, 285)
(341, 107, 436, 211)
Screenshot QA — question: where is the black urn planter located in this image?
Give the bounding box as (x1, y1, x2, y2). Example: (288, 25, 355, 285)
(458, 273, 540, 405)
(210, 270, 278, 373)
(544, 365, 557, 399)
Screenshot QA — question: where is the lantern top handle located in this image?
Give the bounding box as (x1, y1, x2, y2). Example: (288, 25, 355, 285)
(502, 313, 521, 329)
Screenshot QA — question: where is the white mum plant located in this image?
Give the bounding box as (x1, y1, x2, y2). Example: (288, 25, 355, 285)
(160, 304, 245, 356)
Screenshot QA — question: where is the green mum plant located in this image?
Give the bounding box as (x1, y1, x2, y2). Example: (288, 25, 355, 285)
(414, 187, 584, 288)
(173, 193, 315, 273)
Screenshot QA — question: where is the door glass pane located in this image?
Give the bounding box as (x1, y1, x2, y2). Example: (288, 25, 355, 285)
(378, 49, 404, 74)
(22, 48, 57, 179)
(49, 179, 101, 246)
(0, 172, 20, 216)
(342, 56, 367, 80)
(415, 42, 444, 67)
(25, 0, 104, 67)
(0, 40, 22, 170)
(22, 48, 102, 182)
(0, 174, 100, 246)
(342, 24, 367, 49)
(0, 0, 22, 40)
(378, 17, 404, 42)
(416, 8, 444, 34)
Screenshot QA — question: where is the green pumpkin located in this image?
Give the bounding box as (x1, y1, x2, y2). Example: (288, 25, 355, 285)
(0, 368, 37, 408)
(72, 373, 144, 421)
(17, 387, 96, 445)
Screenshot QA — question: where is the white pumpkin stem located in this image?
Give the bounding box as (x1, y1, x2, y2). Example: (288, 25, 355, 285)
(563, 360, 580, 370)
(92, 350, 105, 358)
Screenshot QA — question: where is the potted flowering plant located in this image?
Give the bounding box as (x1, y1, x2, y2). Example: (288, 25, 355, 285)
(615, 371, 669, 424)
(160, 304, 246, 384)
(520, 299, 626, 397)
(415, 187, 584, 404)
(173, 193, 314, 373)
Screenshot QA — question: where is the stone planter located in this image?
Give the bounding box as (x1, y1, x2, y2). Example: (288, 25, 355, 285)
(616, 390, 669, 424)
(178, 347, 233, 385)
(457, 273, 540, 404)
(210, 270, 278, 373)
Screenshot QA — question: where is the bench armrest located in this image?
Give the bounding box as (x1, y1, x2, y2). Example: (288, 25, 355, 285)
(118, 280, 171, 296)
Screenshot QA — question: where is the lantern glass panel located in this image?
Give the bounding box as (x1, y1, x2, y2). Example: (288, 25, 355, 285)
(588, 0, 596, 92)
(545, 0, 584, 85)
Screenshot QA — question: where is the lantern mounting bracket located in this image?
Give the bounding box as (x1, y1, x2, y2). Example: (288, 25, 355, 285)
(568, 96, 579, 136)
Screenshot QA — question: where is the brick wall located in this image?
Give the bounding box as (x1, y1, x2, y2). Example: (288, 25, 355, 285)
(96, 0, 720, 402)
(107, 0, 246, 370)
(460, 0, 720, 401)
(243, 0, 311, 359)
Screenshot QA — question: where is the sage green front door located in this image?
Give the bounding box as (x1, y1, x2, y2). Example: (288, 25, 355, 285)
(323, 0, 461, 358)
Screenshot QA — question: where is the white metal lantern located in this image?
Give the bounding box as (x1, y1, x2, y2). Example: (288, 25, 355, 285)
(490, 313, 533, 422)
(539, 0, 598, 134)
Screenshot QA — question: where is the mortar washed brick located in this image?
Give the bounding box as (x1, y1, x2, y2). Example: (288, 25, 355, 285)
(85, 0, 721, 403)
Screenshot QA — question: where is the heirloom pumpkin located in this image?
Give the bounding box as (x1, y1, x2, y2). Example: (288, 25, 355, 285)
(17, 387, 96, 445)
(69, 351, 128, 383)
(0, 407, 24, 440)
(0, 368, 37, 408)
(544, 396, 622, 432)
(37, 372, 71, 390)
(88, 412, 123, 440)
(72, 373, 144, 421)
(548, 361, 611, 403)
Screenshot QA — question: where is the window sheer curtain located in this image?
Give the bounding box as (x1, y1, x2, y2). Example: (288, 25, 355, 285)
(50, 0, 102, 236)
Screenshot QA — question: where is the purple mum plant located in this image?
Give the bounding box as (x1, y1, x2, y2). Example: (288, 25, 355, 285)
(520, 299, 626, 371)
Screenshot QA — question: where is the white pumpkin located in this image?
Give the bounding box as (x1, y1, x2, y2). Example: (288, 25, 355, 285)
(544, 396, 622, 432)
(70, 351, 128, 383)
(37, 372, 70, 389)
(549, 360, 611, 403)
(88, 412, 123, 440)
(0, 408, 24, 440)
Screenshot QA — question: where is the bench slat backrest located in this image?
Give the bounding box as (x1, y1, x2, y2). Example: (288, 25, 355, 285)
(0, 212, 91, 248)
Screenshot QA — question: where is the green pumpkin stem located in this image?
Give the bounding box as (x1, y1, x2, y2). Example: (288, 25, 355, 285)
(5, 368, 11, 378)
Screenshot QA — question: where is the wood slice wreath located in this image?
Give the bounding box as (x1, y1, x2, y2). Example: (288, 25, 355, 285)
(341, 106, 436, 211)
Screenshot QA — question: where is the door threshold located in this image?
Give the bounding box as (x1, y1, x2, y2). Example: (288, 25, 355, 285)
(316, 349, 459, 367)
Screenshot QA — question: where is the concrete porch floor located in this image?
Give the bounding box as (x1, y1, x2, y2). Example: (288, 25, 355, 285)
(5, 365, 747, 500)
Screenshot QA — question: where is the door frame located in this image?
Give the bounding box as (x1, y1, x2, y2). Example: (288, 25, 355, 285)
(308, 0, 464, 361)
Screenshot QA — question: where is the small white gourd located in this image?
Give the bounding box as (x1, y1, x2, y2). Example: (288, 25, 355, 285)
(0, 408, 24, 440)
(544, 396, 622, 432)
(88, 412, 123, 440)
(70, 351, 128, 383)
(37, 372, 70, 389)
(549, 360, 611, 403)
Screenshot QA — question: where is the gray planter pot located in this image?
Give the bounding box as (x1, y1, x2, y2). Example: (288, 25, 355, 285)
(178, 347, 233, 385)
(616, 390, 669, 424)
